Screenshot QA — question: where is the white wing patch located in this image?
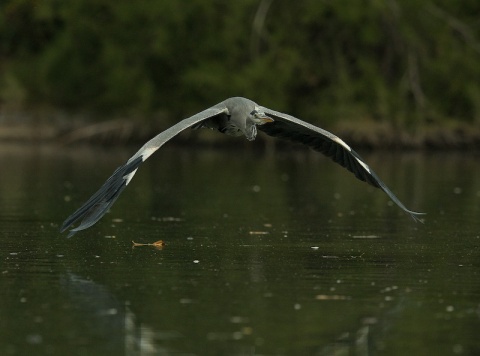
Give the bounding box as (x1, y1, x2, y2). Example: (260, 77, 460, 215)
(141, 147, 157, 161)
(124, 170, 137, 185)
(332, 135, 371, 172)
(332, 136, 351, 151)
(354, 157, 371, 174)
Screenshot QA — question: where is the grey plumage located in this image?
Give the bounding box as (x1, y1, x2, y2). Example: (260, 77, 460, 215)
(61, 97, 424, 237)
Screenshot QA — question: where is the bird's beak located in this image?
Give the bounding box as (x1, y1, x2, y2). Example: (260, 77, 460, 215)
(260, 116, 274, 124)
(254, 112, 274, 125)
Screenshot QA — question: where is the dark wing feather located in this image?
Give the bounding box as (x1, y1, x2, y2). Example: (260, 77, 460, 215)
(258, 106, 424, 221)
(60, 156, 143, 237)
(61, 105, 228, 237)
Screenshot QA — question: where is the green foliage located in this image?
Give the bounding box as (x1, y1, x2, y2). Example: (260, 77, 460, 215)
(1, 0, 479, 127)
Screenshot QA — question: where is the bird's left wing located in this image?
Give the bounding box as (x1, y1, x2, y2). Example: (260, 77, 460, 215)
(258, 106, 424, 221)
(61, 105, 228, 237)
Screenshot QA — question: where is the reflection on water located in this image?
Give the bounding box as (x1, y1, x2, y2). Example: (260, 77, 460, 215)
(1, 143, 480, 355)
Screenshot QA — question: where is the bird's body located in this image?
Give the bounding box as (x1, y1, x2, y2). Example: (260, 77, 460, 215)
(61, 97, 423, 237)
(192, 97, 260, 139)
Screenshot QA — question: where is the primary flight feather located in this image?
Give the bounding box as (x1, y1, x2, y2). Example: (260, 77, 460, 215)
(61, 97, 424, 237)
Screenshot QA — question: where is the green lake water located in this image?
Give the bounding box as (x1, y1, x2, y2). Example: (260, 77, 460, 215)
(1, 143, 479, 355)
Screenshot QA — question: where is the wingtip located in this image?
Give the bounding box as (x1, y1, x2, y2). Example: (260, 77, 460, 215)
(59, 155, 143, 238)
(66, 230, 77, 238)
(59, 220, 76, 237)
(59, 221, 70, 234)
(409, 211, 426, 223)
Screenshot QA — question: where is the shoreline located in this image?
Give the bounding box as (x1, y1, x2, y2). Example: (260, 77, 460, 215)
(1, 119, 480, 150)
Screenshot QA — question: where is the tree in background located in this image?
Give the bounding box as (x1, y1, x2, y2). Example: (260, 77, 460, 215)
(1, 0, 479, 129)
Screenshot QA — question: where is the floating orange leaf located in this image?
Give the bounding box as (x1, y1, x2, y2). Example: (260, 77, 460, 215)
(132, 240, 165, 249)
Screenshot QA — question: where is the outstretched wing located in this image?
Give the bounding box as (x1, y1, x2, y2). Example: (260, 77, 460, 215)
(258, 106, 424, 221)
(61, 105, 228, 237)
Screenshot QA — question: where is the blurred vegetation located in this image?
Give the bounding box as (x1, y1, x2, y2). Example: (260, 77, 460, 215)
(1, 0, 480, 130)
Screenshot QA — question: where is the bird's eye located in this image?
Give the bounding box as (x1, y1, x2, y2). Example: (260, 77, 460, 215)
(250, 110, 257, 116)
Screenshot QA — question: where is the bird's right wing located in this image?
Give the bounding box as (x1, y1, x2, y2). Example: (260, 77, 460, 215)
(258, 106, 424, 222)
(61, 105, 228, 237)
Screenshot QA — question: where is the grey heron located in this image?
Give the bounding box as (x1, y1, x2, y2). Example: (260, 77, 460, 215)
(61, 97, 423, 237)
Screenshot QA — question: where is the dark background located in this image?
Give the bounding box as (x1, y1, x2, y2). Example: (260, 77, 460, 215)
(1, 1, 480, 147)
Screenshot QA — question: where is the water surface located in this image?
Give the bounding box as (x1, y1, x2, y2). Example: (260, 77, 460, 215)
(1, 144, 479, 355)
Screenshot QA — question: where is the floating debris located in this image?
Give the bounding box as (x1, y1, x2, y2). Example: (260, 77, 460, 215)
(249, 231, 269, 235)
(230, 316, 248, 323)
(151, 216, 184, 222)
(132, 240, 165, 249)
(315, 294, 350, 300)
(179, 298, 194, 304)
(352, 235, 381, 239)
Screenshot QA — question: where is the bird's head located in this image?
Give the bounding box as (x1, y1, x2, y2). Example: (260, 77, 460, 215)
(250, 109, 274, 125)
(242, 109, 274, 141)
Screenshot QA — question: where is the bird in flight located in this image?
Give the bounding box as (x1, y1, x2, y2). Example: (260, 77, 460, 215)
(61, 97, 424, 237)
